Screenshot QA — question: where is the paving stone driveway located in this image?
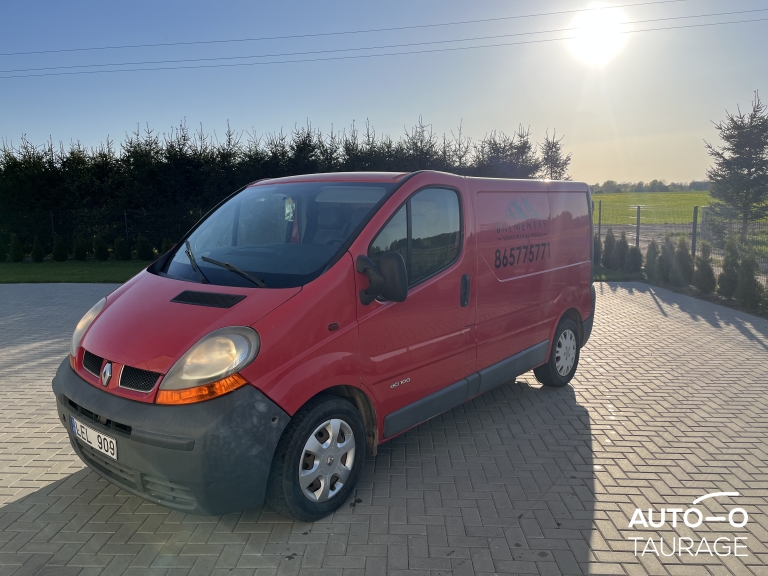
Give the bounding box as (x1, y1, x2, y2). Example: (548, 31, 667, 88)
(1, 282, 767, 576)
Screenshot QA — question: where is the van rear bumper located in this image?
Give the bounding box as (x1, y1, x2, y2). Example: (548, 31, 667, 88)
(581, 284, 596, 347)
(51, 358, 289, 515)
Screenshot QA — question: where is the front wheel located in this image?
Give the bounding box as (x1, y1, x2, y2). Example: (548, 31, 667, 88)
(266, 395, 365, 521)
(534, 317, 580, 387)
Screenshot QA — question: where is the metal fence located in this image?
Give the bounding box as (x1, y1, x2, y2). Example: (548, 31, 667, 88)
(592, 200, 768, 286)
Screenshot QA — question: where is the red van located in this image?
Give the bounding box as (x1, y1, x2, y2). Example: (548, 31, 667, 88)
(53, 171, 595, 521)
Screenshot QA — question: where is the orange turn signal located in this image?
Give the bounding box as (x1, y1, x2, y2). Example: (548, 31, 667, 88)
(155, 373, 248, 405)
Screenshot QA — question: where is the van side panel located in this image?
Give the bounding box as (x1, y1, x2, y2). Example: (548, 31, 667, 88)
(546, 189, 593, 330)
(472, 181, 553, 370)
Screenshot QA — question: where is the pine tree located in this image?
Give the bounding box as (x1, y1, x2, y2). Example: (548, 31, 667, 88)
(645, 240, 659, 281)
(705, 93, 768, 242)
(735, 253, 763, 309)
(136, 235, 155, 261)
(538, 130, 572, 180)
(9, 233, 23, 262)
(93, 236, 109, 261)
(760, 290, 768, 315)
(693, 241, 717, 294)
(624, 246, 643, 273)
(161, 238, 174, 254)
(610, 231, 629, 270)
(73, 236, 88, 261)
(655, 236, 676, 283)
(669, 237, 694, 286)
(113, 237, 130, 261)
(593, 233, 602, 265)
(52, 235, 67, 262)
(31, 236, 45, 263)
(0, 237, 7, 262)
(601, 228, 615, 268)
(717, 238, 740, 298)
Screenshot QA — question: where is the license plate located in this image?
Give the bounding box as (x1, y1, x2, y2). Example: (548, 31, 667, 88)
(70, 416, 118, 460)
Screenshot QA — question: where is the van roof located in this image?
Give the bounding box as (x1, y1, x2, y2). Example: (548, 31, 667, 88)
(248, 172, 410, 186)
(248, 171, 589, 192)
(467, 176, 589, 193)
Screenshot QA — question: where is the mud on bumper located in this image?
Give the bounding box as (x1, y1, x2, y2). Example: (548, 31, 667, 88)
(52, 358, 289, 515)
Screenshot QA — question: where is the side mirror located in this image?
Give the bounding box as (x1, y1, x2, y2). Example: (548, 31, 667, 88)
(356, 252, 408, 305)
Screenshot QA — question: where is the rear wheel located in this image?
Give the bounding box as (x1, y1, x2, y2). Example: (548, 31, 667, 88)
(266, 395, 365, 521)
(534, 317, 580, 387)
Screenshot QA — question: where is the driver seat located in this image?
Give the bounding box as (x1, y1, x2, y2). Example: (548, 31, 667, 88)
(312, 206, 346, 246)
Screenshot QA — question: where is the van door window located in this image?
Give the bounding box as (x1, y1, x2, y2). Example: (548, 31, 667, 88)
(369, 205, 407, 265)
(369, 188, 461, 286)
(409, 188, 461, 284)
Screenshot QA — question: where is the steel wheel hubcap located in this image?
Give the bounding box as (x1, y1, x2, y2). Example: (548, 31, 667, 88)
(555, 329, 577, 376)
(299, 418, 355, 502)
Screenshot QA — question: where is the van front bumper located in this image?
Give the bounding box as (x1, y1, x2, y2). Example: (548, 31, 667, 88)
(51, 358, 289, 515)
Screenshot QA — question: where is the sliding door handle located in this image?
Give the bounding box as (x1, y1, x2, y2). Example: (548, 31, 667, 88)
(460, 274, 470, 307)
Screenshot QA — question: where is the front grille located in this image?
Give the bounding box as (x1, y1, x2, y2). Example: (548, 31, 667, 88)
(64, 395, 132, 436)
(143, 475, 197, 509)
(120, 366, 161, 392)
(82, 350, 104, 376)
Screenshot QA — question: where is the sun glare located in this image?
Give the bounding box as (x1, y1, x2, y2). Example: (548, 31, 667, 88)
(568, 3, 629, 66)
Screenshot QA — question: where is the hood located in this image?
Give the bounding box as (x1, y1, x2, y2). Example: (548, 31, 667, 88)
(81, 271, 300, 373)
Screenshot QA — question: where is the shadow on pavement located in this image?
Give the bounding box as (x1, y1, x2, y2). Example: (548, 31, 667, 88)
(601, 280, 768, 343)
(0, 377, 595, 575)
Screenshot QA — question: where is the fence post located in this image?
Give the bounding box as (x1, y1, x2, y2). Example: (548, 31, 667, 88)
(598, 200, 602, 238)
(50, 211, 55, 242)
(124, 211, 130, 247)
(691, 205, 699, 259)
(635, 205, 641, 247)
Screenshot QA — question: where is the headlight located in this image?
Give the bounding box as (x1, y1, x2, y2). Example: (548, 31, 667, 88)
(70, 298, 107, 357)
(156, 327, 260, 405)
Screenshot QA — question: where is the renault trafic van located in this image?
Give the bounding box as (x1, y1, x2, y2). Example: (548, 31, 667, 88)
(53, 171, 595, 521)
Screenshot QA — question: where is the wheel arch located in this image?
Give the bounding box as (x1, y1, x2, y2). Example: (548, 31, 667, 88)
(560, 307, 584, 345)
(305, 385, 379, 456)
(545, 307, 584, 363)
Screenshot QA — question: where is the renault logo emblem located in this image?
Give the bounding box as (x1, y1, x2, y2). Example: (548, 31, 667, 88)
(101, 362, 112, 387)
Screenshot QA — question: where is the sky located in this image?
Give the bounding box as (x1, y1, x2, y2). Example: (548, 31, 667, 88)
(1, 0, 766, 185)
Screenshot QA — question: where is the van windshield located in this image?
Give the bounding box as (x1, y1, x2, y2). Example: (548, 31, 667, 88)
(164, 181, 394, 288)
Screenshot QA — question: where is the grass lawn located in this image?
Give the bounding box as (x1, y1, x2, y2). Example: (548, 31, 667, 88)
(593, 191, 711, 225)
(0, 260, 148, 283)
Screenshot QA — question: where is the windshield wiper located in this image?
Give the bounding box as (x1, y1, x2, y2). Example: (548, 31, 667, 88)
(185, 240, 209, 284)
(201, 256, 267, 288)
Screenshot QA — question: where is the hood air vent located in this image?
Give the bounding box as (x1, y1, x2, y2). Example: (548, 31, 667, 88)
(171, 290, 246, 309)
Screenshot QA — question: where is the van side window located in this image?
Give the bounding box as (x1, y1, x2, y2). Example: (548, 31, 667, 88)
(409, 188, 461, 284)
(369, 205, 407, 266)
(369, 188, 461, 286)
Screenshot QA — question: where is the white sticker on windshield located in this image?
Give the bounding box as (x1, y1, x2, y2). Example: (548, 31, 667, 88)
(285, 198, 295, 222)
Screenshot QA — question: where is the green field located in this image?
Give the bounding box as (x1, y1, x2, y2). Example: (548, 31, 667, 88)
(0, 260, 147, 283)
(593, 191, 711, 225)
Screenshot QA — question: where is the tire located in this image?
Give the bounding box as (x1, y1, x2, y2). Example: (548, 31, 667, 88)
(265, 395, 365, 521)
(534, 317, 580, 387)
